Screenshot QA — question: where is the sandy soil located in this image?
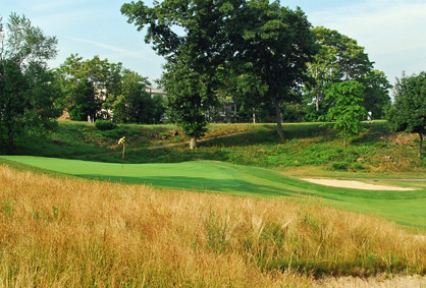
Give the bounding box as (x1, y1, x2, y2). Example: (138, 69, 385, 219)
(301, 178, 415, 191)
(314, 275, 426, 288)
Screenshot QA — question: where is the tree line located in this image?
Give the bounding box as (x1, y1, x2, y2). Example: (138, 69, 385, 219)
(0, 13, 165, 153)
(1, 3, 426, 155)
(121, 0, 394, 149)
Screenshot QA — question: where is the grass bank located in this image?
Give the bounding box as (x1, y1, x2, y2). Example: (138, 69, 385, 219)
(1, 165, 426, 287)
(8, 120, 425, 177)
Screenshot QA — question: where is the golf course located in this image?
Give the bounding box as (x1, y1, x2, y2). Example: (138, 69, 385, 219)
(1, 135, 426, 228)
(2, 121, 426, 287)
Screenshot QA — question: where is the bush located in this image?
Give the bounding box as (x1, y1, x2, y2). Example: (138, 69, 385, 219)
(331, 162, 349, 171)
(95, 120, 117, 131)
(352, 163, 365, 170)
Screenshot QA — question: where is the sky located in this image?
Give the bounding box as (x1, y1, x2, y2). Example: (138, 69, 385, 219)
(2, 0, 426, 89)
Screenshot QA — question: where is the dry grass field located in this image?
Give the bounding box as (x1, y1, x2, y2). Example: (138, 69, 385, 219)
(1, 165, 426, 287)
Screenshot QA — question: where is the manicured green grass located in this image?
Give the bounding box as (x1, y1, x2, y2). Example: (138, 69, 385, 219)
(2, 155, 426, 228)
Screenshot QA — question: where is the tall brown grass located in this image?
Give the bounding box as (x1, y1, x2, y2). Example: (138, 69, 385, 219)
(0, 165, 425, 287)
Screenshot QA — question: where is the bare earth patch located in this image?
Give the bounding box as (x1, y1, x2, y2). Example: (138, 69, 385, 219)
(314, 275, 426, 288)
(301, 178, 415, 191)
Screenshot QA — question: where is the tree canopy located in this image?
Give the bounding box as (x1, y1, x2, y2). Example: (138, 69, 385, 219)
(386, 72, 426, 156)
(305, 26, 373, 113)
(321, 81, 366, 148)
(122, 0, 244, 148)
(0, 13, 62, 153)
(229, 0, 317, 136)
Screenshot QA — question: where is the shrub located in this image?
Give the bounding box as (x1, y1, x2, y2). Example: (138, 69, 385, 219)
(352, 163, 365, 170)
(331, 162, 349, 171)
(95, 120, 117, 131)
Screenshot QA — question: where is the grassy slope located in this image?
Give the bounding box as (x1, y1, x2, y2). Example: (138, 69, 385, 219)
(1, 155, 426, 227)
(14, 120, 424, 178)
(2, 120, 426, 227)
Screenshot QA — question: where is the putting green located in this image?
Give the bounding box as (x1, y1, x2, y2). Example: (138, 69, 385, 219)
(0, 156, 310, 197)
(2, 155, 426, 227)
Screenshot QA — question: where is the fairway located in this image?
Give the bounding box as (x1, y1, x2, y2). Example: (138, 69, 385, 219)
(1, 155, 426, 227)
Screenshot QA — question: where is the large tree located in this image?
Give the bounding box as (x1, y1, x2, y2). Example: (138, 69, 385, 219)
(305, 26, 373, 113)
(111, 69, 164, 124)
(122, 0, 243, 149)
(360, 69, 392, 120)
(0, 14, 62, 153)
(57, 54, 123, 121)
(231, 0, 317, 137)
(386, 72, 426, 156)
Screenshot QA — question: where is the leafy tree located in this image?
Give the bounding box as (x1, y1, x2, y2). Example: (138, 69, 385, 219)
(0, 13, 62, 153)
(160, 62, 211, 148)
(112, 69, 157, 124)
(321, 81, 366, 148)
(122, 0, 243, 148)
(386, 72, 426, 156)
(58, 54, 122, 121)
(305, 26, 373, 112)
(360, 69, 392, 119)
(231, 1, 317, 137)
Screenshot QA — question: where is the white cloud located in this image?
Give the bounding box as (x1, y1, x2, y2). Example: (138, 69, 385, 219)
(66, 36, 154, 62)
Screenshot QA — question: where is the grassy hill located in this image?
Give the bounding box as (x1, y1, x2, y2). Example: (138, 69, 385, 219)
(6, 120, 426, 177)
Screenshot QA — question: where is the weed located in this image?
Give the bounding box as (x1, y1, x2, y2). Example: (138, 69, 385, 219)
(203, 211, 231, 254)
(1, 199, 15, 217)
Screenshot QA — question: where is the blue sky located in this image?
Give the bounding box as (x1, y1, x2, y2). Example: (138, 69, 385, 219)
(2, 0, 426, 89)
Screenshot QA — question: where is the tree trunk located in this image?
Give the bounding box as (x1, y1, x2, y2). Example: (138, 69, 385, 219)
(274, 98, 284, 138)
(189, 136, 197, 150)
(316, 96, 319, 112)
(7, 126, 14, 154)
(419, 132, 423, 157)
(315, 67, 320, 112)
(253, 108, 256, 124)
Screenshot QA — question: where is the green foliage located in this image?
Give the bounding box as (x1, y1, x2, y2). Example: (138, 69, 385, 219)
(352, 162, 365, 170)
(161, 63, 210, 144)
(304, 26, 392, 120)
(331, 162, 349, 171)
(305, 26, 373, 112)
(230, 1, 318, 136)
(122, 0, 245, 147)
(386, 72, 426, 156)
(360, 69, 392, 119)
(321, 81, 367, 147)
(0, 13, 62, 153)
(57, 54, 121, 121)
(111, 69, 163, 124)
(94, 120, 117, 131)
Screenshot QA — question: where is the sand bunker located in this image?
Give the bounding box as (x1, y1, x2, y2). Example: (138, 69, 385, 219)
(301, 178, 415, 191)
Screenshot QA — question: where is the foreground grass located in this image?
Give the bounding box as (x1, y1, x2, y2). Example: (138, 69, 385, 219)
(1, 165, 426, 287)
(2, 156, 426, 228)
